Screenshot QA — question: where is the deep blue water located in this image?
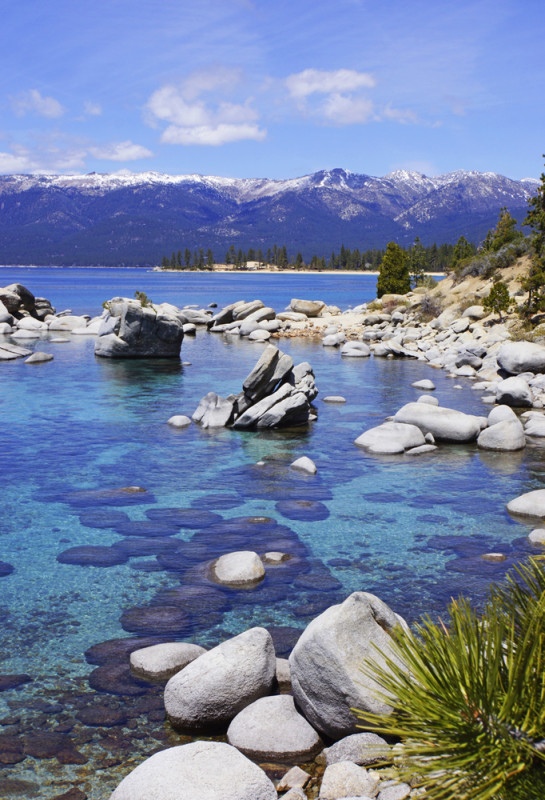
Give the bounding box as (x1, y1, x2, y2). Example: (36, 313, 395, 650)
(0, 267, 543, 798)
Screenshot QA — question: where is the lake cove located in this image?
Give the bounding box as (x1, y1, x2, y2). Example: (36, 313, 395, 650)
(0, 268, 543, 799)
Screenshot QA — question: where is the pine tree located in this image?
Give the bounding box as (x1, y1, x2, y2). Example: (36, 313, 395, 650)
(522, 157, 545, 314)
(206, 249, 214, 267)
(184, 248, 191, 268)
(485, 207, 523, 252)
(483, 279, 511, 320)
(376, 242, 410, 297)
(409, 236, 427, 287)
(176, 250, 182, 268)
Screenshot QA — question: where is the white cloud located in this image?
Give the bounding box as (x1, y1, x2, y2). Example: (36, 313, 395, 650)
(89, 141, 153, 161)
(0, 150, 34, 173)
(382, 105, 418, 124)
(83, 101, 102, 116)
(286, 68, 376, 98)
(321, 93, 375, 124)
(147, 71, 265, 146)
(161, 123, 265, 146)
(12, 89, 64, 118)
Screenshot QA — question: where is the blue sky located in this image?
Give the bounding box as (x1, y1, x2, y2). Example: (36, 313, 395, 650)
(1, 0, 543, 180)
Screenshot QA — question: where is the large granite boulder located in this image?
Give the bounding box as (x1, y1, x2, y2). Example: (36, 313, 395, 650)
(290, 298, 325, 317)
(243, 345, 294, 403)
(110, 741, 278, 800)
(354, 422, 425, 454)
(322, 732, 389, 766)
(477, 419, 526, 451)
(507, 489, 545, 519)
(495, 376, 533, 407)
(212, 551, 265, 586)
(0, 283, 35, 316)
(497, 341, 545, 375)
(95, 298, 184, 358)
(289, 592, 406, 740)
(227, 695, 323, 762)
(164, 627, 276, 731)
(394, 402, 482, 442)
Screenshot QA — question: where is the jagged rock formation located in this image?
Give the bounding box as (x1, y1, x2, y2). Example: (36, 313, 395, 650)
(94, 297, 184, 358)
(192, 345, 318, 429)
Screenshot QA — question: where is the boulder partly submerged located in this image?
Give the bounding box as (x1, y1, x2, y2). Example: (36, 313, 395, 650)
(95, 298, 184, 358)
(193, 345, 318, 430)
(394, 402, 482, 443)
(507, 489, 545, 519)
(109, 741, 277, 800)
(497, 341, 545, 375)
(354, 422, 425, 454)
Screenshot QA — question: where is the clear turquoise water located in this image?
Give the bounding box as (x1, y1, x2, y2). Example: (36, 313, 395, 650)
(0, 267, 542, 798)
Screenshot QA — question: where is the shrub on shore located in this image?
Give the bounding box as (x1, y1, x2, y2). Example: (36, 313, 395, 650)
(356, 557, 545, 800)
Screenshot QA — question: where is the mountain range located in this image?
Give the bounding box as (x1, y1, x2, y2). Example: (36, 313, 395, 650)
(0, 168, 538, 266)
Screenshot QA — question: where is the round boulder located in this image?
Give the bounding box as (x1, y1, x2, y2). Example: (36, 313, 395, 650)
(394, 402, 481, 442)
(227, 695, 322, 762)
(290, 456, 317, 475)
(354, 422, 425, 454)
(319, 762, 379, 800)
(528, 529, 545, 546)
(130, 642, 207, 681)
(497, 341, 545, 375)
(110, 741, 277, 800)
(164, 627, 276, 731)
(411, 379, 435, 390)
(167, 415, 192, 428)
(477, 419, 526, 451)
(212, 551, 265, 586)
(507, 489, 545, 519)
(496, 377, 533, 408)
(290, 299, 325, 317)
(341, 342, 371, 358)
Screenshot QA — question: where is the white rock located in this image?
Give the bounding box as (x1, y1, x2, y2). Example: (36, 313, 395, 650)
(394, 403, 481, 442)
(477, 419, 525, 451)
(24, 351, 54, 363)
(167, 415, 192, 428)
(164, 627, 276, 731)
(525, 418, 545, 437)
(213, 551, 265, 586)
(276, 658, 291, 692)
(507, 490, 545, 518)
(496, 376, 533, 408)
(130, 642, 206, 681)
(528, 529, 545, 546)
(417, 395, 439, 406)
(341, 342, 371, 358)
(16, 316, 47, 330)
(110, 741, 278, 800)
(354, 422, 425, 454)
(290, 456, 317, 475)
(10, 329, 40, 339)
(411, 379, 435, 390)
(487, 405, 517, 425)
(319, 762, 379, 800)
(249, 329, 271, 341)
(497, 341, 545, 375)
(289, 592, 406, 740)
(276, 766, 311, 791)
(227, 695, 322, 762)
(323, 732, 389, 766)
(323, 396, 346, 403)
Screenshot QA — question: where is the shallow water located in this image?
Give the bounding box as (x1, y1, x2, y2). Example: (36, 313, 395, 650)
(0, 268, 543, 798)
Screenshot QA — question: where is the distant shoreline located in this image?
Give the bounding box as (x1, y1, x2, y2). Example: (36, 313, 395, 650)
(0, 264, 445, 277)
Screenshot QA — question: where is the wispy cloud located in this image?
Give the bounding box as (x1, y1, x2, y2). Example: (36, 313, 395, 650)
(146, 68, 266, 146)
(286, 68, 376, 99)
(11, 89, 65, 119)
(89, 141, 153, 161)
(83, 101, 102, 116)
(0, 150, 35, 173)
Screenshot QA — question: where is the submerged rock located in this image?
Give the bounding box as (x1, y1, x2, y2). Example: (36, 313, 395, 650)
(130, 642, 206, 681)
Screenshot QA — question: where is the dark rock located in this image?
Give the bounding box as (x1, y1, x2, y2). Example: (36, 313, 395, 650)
(145, 508, 223, 528)
(79, 509, 130, 528)
(64, 486, 152, 508)
(88, 663, 150, 696)
(275, 499, 330, 521)
(0, 779, 39, 796)
(190, 494, 243, 510)
(24, 731, 67, 758)
(150, 584, 229, 614)
(52, 789, 88, 800)
(57, 546, 128, 567)
(113, 537, 178, 556)
(0, 674, 32, 691)
(0, 561, 14, 577)
(120, 605, 192, 636)
(114, 520, 179, 537)
(76, 703, 128, 727)
(85, 637, 167, 666)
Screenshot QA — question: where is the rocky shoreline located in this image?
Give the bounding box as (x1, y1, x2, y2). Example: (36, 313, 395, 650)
(3, 272, 545, 798)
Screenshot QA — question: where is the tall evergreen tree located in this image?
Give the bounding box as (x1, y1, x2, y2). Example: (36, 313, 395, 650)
(184, 248, 191, 268)
(522, 157, 545, 314)
(409, 236, 427, 287)
(376, 242, 410, 297)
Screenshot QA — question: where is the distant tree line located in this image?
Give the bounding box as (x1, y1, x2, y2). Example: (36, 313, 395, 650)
(159, 240, 465, 272)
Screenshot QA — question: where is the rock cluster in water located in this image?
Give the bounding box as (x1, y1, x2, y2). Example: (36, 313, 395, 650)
(192, 344, 318, 429)
(110, 591, 411, 800)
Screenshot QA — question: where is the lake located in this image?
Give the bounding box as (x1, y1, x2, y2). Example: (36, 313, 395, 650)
(0, 267, 541, 799)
